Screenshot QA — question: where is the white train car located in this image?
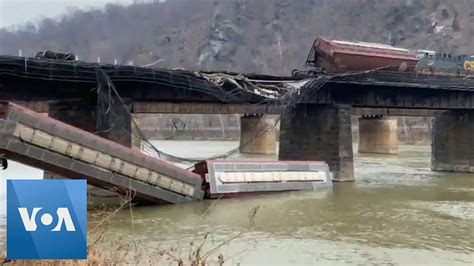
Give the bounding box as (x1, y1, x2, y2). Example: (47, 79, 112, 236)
(193, 160, 332, 198)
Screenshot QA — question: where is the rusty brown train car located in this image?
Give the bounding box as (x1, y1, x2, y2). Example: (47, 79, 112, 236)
(306, 36, 419, 73)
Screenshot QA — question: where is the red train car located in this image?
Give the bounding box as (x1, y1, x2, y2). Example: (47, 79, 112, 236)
(306, 36, 418, 73)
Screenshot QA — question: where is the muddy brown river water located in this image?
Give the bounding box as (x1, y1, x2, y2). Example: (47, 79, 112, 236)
(1, 142, 473, 265)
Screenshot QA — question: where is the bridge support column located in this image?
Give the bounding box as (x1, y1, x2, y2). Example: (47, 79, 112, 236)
(358, 116, 399, 154)
(45, 99, 140, 205)
(432, 110, 474, 173)
(239, 114, 277, 155)
(279, 104, 354, 182)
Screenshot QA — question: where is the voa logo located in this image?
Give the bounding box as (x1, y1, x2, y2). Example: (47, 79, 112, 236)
(18, 207, 76, 232)
(7, 180, 87, 260)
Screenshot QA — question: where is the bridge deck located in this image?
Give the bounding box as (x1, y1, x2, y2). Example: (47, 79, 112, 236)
(0, 102, 203, 204)
(326, 70, 474, 91)
(0, 55, 270, 103)
(1, 55, 474, 110)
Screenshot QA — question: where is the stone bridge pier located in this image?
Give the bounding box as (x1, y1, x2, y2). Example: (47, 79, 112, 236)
(432, 110, 474, 173)
(279, 104, 354, 182)
(358, 115, 399, 155)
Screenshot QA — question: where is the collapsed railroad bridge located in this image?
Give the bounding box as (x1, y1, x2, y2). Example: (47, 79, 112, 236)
(0, 48, 473, 203)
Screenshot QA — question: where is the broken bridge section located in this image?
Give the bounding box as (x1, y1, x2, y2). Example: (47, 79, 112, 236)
(0, 102, 203, 204)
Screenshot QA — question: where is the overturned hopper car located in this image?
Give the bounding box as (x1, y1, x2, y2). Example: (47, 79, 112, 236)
(306, 36, 419, 73)
(193, 160, 332, 198)
(0, 102, 204, 204)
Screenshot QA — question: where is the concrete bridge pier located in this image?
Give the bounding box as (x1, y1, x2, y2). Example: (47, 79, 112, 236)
(45, 99, 140, 205)
(279, 104, 354, 182)
(358, 115, 399, 154)
(432, 110, 474, 173)
(239, 114, 277, 155)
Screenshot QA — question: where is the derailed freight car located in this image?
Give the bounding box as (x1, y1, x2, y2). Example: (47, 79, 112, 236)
(193, 160, 332, 198)
(306, 36, 419, 73)
(0, 102, 334, 204)
(0, 102, 204, 204)
(305, 36, 474, 75)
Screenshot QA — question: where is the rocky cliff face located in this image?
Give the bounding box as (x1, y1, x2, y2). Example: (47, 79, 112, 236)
(1, 0, 473, 75)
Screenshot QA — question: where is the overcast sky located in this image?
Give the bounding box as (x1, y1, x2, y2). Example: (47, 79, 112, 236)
(0, 0, 135, 29)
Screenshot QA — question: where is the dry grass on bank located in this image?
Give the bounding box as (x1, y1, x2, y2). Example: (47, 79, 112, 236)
(1, 199, 260, 266)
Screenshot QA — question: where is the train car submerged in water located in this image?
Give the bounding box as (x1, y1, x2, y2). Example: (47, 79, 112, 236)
(0, 102, 334, 204)
(193, 160, 332, 198)
(0, 102, 204, 204)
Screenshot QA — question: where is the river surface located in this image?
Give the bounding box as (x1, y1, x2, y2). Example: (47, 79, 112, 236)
(0, 142, 473, 265)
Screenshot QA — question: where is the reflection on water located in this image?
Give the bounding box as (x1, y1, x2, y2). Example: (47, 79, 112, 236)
(1, 142, 473, 265)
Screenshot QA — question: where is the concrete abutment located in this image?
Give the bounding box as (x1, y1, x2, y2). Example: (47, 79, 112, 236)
(279, 104, 354, 182)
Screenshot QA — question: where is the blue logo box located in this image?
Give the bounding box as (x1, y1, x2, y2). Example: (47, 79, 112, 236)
(7, 180, 87, 259)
